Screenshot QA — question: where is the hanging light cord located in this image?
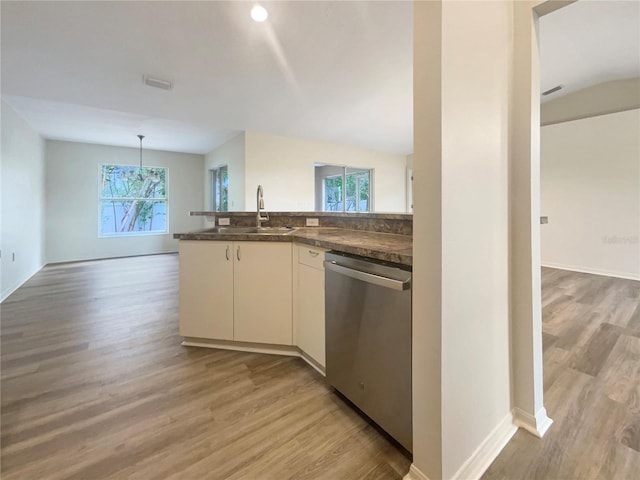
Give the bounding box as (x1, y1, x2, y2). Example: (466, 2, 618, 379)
(137, 134, 145, 169)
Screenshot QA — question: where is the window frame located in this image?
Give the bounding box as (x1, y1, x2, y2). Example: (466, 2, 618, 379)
(320, 167, 373, 213)
(98, 163, 169, 238)
(323, 173, 344, 212)
(210, 165, 229, 212)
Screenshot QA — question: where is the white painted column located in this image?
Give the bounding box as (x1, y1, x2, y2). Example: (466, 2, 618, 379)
(509, 0, 553, 438)
(409, 1, 517, 479)
(409, 1, 443, 478)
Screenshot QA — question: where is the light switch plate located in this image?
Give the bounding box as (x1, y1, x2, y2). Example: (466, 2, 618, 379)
(218, 218, 231, 226)
(306, 218, 319, 227)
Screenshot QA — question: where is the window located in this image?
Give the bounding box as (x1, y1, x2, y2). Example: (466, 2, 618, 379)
(319, 167, 371, 212)
(211, 166, 228, 211)
(99, 165, 167, 236)
(344, 170, 370, 212)
(324, 175, 343, 211)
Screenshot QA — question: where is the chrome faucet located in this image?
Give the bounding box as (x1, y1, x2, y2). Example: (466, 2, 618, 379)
(256, 185, 269, 227)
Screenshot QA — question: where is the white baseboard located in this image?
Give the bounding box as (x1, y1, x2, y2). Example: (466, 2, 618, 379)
(182, 338, 299, 356)
(450, 413, 518, 480)
(403, 464, 431, 480)
(181, 338, 326, 377)
(541, 262, 639, 281)
(512, 406, 553, 438)
(1, 263, 44, 303)
(298, 350, 326, 377)
(403, 413, 517, 480)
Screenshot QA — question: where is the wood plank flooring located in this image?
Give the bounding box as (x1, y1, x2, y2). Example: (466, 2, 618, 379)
(4, 257, 639, 479)
(483, 267, 640, 480)
(1, 255, 410, 480)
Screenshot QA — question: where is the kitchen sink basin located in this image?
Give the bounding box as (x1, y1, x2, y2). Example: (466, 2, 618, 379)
(204, 226, 295, 235)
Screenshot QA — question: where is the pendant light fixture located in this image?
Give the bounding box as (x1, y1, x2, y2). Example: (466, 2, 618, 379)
(137, 134, 145, 169)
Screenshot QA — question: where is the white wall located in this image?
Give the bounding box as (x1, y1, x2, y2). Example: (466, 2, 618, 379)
(509, 0, 552, 443)
(440, 1, 512, 477)
(412, 1, 513, 479)
(406, 153, 414, 170)
(412, 2, 444, 477)
(1, 101, 46, 301)
(244, 131, 407, 212)
(541, 109, 640, 280)
(45, 140, 204, 263)
(204, 133, 245, 211)
(542, 77, 640, 126)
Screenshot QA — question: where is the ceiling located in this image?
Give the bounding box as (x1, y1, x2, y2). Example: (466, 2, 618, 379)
(539, 0, 640, 102)
(1, 1, 413, 154)
(1, 1, 638, 155)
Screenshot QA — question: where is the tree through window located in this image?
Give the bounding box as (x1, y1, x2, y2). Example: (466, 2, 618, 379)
(323, 169, 371, 212)
(211, 166, 228, 211)
(99, 165, 167, 236)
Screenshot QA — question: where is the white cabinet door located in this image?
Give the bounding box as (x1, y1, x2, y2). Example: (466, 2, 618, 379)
(233, 242, 293, 345)
(298, 263, 326, 367)
(179, 241, 234, 340)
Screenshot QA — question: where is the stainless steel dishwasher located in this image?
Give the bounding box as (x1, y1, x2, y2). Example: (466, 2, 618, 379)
(324, 252, 412, 452)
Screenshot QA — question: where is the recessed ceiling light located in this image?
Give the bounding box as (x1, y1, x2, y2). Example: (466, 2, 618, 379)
(251, 5, 268, 22)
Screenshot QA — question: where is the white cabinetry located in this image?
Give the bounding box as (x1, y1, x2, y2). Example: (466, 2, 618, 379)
(179, 241, 293, 346)
(179, 241, 233, 340)
(234, 242, 293, 345)
(295, 244, 328, 367)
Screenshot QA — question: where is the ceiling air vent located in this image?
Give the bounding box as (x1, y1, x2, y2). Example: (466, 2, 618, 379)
(143, 75, 172, 90)
(542, 85, 563, 96)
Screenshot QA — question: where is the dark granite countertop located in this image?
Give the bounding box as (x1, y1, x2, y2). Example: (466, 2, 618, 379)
(173, 227, 412, 267)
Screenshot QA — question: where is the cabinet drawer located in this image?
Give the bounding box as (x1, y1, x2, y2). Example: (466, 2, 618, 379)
(298, 245, 327, 270)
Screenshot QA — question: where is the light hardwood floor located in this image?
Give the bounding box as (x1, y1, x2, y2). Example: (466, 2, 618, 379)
(3, 257, 639, 479)
(1, 255, 410, 480)
(483, 267, 640, 480)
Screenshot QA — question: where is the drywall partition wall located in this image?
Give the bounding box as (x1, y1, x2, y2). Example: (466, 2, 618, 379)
(542, 77, 640, 126)
(243, 132, 407, 212)
(541, 109, 640, 280)
(410, 1, 513, 479)
(45, 140, 204, 263)
(509, 0, 555, 442)
(439, 1, 513, 477)
(204, 133, 246, 213)
(411, 2, 443, 478)
(1, 101, 46, 301)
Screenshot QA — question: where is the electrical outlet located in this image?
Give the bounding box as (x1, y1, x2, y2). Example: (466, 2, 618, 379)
(306, 218, 319, 227)
(540, 216, 549, 225)
(218, 218, 231, 226)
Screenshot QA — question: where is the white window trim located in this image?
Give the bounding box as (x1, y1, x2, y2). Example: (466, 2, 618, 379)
(321, 169, 373, 213)
(98, 163, 169, 238)
(210, 165, 228, 212)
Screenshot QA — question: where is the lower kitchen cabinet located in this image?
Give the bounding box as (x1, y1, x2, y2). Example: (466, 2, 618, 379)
(296, 244, 328, 367)
(179, 240, 234, 340)
(178, 240, 293, 345)
(233, 242, 293, 345)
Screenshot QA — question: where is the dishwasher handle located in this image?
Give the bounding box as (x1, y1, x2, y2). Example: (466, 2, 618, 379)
(324, 261, 410, 291)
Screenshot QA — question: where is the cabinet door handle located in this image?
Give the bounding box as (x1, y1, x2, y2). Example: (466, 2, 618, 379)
(308, 250, 320, 257)
(236, 245, 241, 261)
(226, 245, 230, 261)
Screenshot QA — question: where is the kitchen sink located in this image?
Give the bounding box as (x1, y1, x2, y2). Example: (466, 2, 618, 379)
(204, 226, 295, 235)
